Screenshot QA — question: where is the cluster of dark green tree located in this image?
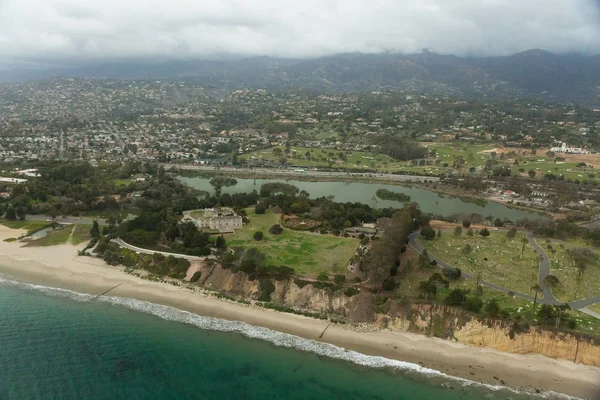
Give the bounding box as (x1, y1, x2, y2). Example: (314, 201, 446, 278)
(0, 161, 158, 218)
(375, 189, 411, 203)
(362, 203, 424, 286)
(94, 242, 192, 279)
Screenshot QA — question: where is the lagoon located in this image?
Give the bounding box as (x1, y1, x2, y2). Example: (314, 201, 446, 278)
(179, 177, 544, 221)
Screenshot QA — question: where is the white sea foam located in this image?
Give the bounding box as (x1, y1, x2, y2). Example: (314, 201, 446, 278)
(0, 277, 583, 400)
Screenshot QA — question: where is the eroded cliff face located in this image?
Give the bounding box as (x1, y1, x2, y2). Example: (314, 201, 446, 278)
(375, 303, 600, 367)
(195, 265, 600, 367)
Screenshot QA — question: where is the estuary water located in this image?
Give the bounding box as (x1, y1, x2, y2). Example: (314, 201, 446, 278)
(179, 176, 544, 221)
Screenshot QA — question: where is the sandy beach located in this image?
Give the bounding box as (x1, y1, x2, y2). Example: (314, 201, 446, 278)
(0, 227, 599, 399)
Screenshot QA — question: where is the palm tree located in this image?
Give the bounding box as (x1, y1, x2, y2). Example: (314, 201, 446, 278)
(521, 237, 529, 259)
(532, 283, 542, 312)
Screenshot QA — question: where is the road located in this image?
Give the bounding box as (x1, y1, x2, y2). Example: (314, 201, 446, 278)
(408, 231, 600, 312)
(113, 238, 213, 261)
(526, 232, 561, 306)
(170, 164, 440, 183)
(26, 214, 136, 225)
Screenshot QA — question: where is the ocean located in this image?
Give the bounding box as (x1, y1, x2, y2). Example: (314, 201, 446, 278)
(0, 278, 574, 400)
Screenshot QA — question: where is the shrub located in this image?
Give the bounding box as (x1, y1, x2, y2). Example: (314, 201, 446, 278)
(344, 287, 360, 297)
(445, 288, 469, 306)
(334, 274, 346, 284)
(253, 231, 264, 241)
(443, 267, 462, 280)
(421, 225, 436, 240)
(484, 298, 501, 317)
(479, 228, 490, 238)
(454, 226, 462, 236)
(463, 297, 483, 313)
(466, 228, 474, 236)
(462, 220, 471, 228)
(190, 271, 202, 283)
(506, 228, 517, 239)
(382, 277, 396, 291)
(269, 224, 284, 235)
(317, 272, 329, 281)
(462, 244, 472, 254)
(255, 203, 266, 214)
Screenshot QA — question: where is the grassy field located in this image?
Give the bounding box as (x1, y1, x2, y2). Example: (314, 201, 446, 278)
(420, 232, 540, 295)
(0, 220, 52, 235)
(113, 179, 133, 187)
(547, 240, 600, 302)
(225, 208, 358, 275)
(70, 224, 92, 245)
(241, 146, 403, 171)
(26, 226, 73, 247)
(421, 143, 492, 167)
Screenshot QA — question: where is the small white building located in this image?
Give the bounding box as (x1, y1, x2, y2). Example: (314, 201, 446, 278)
(550, 143, 589, 154)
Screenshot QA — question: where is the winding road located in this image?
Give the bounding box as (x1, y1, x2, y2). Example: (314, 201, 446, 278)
(408, 231, 600, 314)
(112, 238, 213, 261)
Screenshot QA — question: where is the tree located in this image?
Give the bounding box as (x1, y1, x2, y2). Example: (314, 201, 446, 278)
(255, 203, 266, 215)
(90, 220, 101, 239)
(216, 235, 227, 250)
(462, 220, 471, 228)
(269, 224, 283, 235)
(419, 280, 437, 300)
(543, 275, 559, 287)
(568, 247, 597, 278)
(253, 231, 264, 241)
(528, 169, 536, 178)
(454, 226, 462, 236)
(466, 228, 474, 237)
(437, 229, 442, 239)
(418, 249, 431, 269)
(445, 288, 469, 306)
(462, 244, 472, 254)
(4, 207, 16, 221)
(531, 283, 542, 312)
(443, 267, 462, 280)
(554, 304, 571, 329)
(479, 228, 490, 238)
(521, 237, 528, 259)
(506, 228, 517, 239)
(421, 225, 436, 240)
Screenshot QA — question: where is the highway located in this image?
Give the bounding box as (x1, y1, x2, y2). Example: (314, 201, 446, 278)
(169, 164, 440, 183)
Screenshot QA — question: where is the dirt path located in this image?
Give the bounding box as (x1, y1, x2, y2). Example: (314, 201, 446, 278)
(67, 225, 76, 244)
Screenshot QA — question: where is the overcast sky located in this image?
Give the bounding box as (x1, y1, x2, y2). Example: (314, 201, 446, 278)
(0, 0, 599, 66)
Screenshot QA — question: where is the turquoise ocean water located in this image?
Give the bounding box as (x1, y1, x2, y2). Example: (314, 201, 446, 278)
(0, 278, 573, 400)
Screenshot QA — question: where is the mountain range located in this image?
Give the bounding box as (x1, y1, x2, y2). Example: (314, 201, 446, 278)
(2, 50, 599, 103)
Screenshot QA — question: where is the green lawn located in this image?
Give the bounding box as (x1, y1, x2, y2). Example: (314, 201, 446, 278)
(26, 226, 73, 247)
(241, 146, 403, 171)
(422, 143, 492, 167)
(420, 232, 540, 295)
(547, 240, 600, 302)
(225, 209, 358, 275)
(113, 179, 133, 187)
(0, 220, 52, 235)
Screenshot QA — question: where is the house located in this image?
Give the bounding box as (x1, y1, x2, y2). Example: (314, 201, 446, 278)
(343, 227, 377, 238)
(193, 207, 243, 233)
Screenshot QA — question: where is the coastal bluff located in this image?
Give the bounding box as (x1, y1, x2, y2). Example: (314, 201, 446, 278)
(193, 263, 600, 367)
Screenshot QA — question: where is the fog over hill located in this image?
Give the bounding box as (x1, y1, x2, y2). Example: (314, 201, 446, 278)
(2, 50, 599, 104)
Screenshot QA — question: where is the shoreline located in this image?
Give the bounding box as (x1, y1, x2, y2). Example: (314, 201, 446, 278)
(0, 233, 598, 398)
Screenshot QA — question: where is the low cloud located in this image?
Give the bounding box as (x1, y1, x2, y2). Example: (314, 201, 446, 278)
(0, 0, 598, 65)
